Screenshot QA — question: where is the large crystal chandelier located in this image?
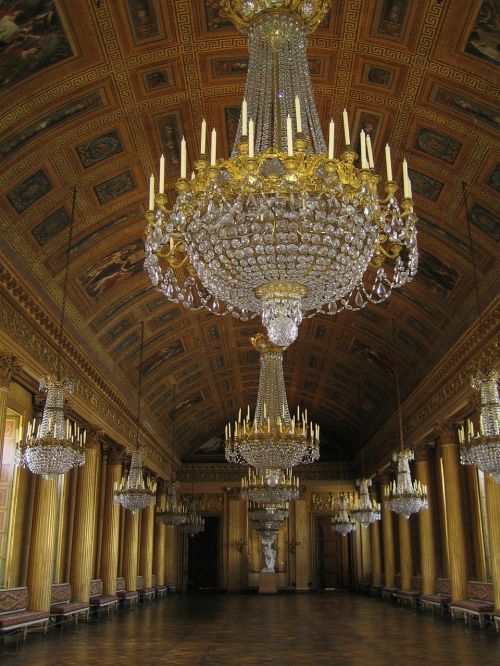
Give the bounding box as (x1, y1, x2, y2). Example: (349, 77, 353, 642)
(331, 492, 356, 536)
(16, 187, 85, 479)
(351, 478, 381, 526)
(385, 449, 427, 519)
(459, 371, 500, 483)
(225, 334, 319, 478)
(113, 323, 156, 513)
(241, 467, 300, 504)
(156, 479, 187, 526)
(145, 0, 417, 347)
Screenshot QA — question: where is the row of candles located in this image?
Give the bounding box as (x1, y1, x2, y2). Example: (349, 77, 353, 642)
(241, 468, 300, 489)
(148, 97, 413, 208)
(25, 417, 86, 443)
(457, 418, 499, 443)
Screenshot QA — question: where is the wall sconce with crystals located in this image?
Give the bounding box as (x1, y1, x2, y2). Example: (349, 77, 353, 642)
(241, 467, 300, 504)
(145, 0, 417, 348)
(156, 479, 187, 526)
(15, 188, 86, 479)
(351, 478, 381, 526)
(226, 334, 319, 480)
(331, 492, 356, 536)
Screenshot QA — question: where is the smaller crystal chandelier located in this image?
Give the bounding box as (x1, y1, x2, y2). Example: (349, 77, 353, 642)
(181, 496, 205, 537)
(331, 492, 356, 536)
(15, 187, 86, 479)
(458, 182, 500, 483)
(385, 449, 427, 519)
(241, 467, 299, 504)
(114, 323, 156, 513)
(352, 478, 381, 526)
(226, 334, 319, 479)
(156, 479, 187, 527)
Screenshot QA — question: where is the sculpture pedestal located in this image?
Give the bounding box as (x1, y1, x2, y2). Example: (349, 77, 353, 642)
(258, 571, 278, 594)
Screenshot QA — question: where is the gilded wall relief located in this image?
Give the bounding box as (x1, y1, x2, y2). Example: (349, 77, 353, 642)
(465, 0, 500, 66)
(169, 391, 204, 419)
(204, 0, 233, 31)
(7, 169, 52, 212)
(94, 171, 136, 204)
(414, 127, 461, 164)
(140, 339, 185, 377)
(408, 169, 443, 202)
(430, 84, 499, 131)
(486, 163, 500, 193)
(102, 318, 132, 345)
(156, 112, 184, 178)
(0, 0, 72, 90)
(418, 250, 459, 300)
(143, 67, 173, 90)
(0, 91, 105, 161)
(76, 130, 123, 168)
(125, 0, 164, 42)
(372, 0, 411, 40)
(361, 63, 394, 88)
(469, 203, 500, 241)
(78, 239, 144, 299)
(31, 206, 70, 246)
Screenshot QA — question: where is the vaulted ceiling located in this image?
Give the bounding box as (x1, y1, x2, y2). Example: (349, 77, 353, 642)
(0, 0, 498, 466)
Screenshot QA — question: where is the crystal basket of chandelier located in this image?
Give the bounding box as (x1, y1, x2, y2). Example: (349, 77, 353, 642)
(113, 450, 156, 513)
(241, 467, 300, 504)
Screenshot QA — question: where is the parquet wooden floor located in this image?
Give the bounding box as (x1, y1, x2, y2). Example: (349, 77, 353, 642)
(1, 592, 498, 665)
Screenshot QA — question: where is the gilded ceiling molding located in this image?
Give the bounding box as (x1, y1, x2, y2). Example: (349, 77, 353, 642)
(0, 265, 177, 475)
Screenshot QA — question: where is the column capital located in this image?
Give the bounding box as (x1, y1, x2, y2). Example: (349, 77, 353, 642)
(227, 487, 241, 500)
(85, 427, 104, 449)
(437, 422, 459, 446)
(0, 353, 21, 389)
(104, 443, 124, 465)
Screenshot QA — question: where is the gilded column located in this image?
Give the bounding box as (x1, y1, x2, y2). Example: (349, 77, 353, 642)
(227, 488, 243, 591)
(294, 490, 310, 591)
(122, 509, 139, 591)
(440, 424, 469, 601)
(0, 354, 21, 466)
(139, 495, 155, 588)
(165, 524, 178, 588)
(398, 514, 412, 591)
(381, 481, 395, 588)
(371, 518, 382, 587)
(99, 446, 122, 595)
(26, 476, 57, 610)
(153, 481, 166, 585)
(415, 448, 437, 595)
(70, 428, 101, 602)
(94, 450, 107, 578)
(485, 475, 500, 608)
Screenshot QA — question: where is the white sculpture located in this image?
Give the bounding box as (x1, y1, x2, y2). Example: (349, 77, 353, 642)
(262, 540, 276, 572)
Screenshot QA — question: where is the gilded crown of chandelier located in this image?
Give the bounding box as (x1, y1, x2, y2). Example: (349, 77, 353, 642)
(351, 478, 381, 526)
(241, 467, 300, 504)
(459, 369, 500, 483)
(113, 449, 157, 514)
(331, 492, 356, 535)
(385, 449, 428, 519)
(144, 0, 418, 348)
(225, 334, 319, 477)
(16, 375, 86, 479)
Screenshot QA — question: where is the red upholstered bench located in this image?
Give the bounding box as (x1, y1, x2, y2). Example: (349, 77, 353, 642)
(0, 587, 49, 639)
(420, 594, 452, 615)
(152, 574, 167, 598)
(89, 579, 118, 613)
(449, 581, 495, 629)
(136, 575, 155, 603)
(396, 589, 422, 608)
(50, 583, 89, 625)
(116, 577, 139, 606)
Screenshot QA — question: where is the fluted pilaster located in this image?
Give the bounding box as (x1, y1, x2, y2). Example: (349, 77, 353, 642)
(398, 514, 412, 591)
(99, 446, 122, 595)
(139, 498, 155, 588)
(122, 509, 139, 591)
(485, 475, 500, 607)
(381, 482, 395, 587)
(165, 523, 178, 588)
(27, 476, 57, 610)
(0, 354, 21, 467)
(371, 520, 382, 587)
(227, 488, 243, 591)
(415, 448, 436, 595)
(440, 424, 469, 601)
(70, 428, 101, 602)
(153, 482, 166, 585)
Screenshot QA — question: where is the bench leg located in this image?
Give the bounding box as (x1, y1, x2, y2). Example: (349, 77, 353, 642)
(23, 626, 28, 641)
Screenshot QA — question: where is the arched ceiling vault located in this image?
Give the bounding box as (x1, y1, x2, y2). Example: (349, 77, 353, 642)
(0, 0, 498, 466)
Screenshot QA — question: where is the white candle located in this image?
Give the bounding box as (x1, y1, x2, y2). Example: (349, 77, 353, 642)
(294, 96, 302, 134)
(159, 154, 165, 194)
(366, 134, 374, 169)
(180, 136, 187, 179)
(210, 128, 217, 166)
(328, 119, 334, 159)
(360, 129, 368, 169)
(148, 174, 154, 209)
(385, 143, 393, 181)
(248, 118, 254, 158)
(200, 118, 207, 155)
(242, 98, 248, 136)
(407, 174, 412, 199)
(286, 114, 293, 156)
(402, 158, 410, 198)
(342, 108, 350, 146)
